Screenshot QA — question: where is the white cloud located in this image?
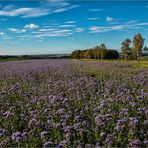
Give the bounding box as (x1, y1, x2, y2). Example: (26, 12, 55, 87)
(0, 32, 4, 35)
(89, 26, 109, 33)
(24, 23, 39, 29)
(8, 28, 26, 33)
(0, 1, 79, 18)
(89, 8, 103, 12)
(33, 29, 73, 37)
(53, 5, 79, 13)
(88, 17, 99, 21)
(136, 22, 148, 26)
(65, 21, 76, 24)
(0, 8, 33, 17)
(22, 29, 26, 32)
(89, 21, 148, 33)
(89, 25, 127, 33)
(126, 20, 138, 25)
(59, 24, 75, 28)
(106, 16, 114, 22)
(37, 28, 58, 32)
(75, 28, 84, 32)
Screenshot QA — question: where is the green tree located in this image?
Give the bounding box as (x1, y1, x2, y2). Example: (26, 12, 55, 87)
(105, 49, 119, 59)
(93, 44, 107, 59)
(79, 49, 94, 59)
(121, 39, 132, 61)
(99, 43, 107, 49)
(71, 43, 119, 60)
(87, 49, 94, 59)
(79, 50, 85, 58)
(132, 33, 144, 59)
(71, 50, 81, 59)
(93, 46, 99, 59)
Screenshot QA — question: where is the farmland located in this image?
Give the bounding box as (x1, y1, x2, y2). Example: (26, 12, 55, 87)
(0, 59, 148, 147)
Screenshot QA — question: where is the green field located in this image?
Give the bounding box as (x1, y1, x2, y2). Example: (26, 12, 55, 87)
(77, 59, 148, 68)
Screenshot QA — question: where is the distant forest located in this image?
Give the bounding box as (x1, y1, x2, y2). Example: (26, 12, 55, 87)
(0, 54, 71, 60)
(72, 33, 148, 60)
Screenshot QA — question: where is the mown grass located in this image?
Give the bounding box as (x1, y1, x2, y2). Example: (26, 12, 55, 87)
(0, 58, 26, 63)
(129, 61, 148, 68)
(77, 59, 148, 68)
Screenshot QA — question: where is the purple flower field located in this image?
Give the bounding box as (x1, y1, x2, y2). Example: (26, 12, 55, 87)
(0, 59, 148, 147)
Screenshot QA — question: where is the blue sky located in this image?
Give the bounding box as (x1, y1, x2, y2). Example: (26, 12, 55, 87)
(0, 0, 148, 55)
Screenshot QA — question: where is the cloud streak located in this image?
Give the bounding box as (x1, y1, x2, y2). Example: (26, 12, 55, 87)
(89, 21, 148, 33)
(75, 28, 84, 32)
(59, 24, 75, 28)
(8, 28, 26, 33)
(32, 28, 73, 37)
(0, 1, 79, 18)
(88, 17, 99, 21)
(32, 26, 84, 38)
(24, 23, 39, 29)
(89, 8, 104, 12)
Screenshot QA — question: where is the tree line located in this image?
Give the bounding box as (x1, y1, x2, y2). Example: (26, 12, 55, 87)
(71, 44, 119, 59)
(71, 33, 147, 60)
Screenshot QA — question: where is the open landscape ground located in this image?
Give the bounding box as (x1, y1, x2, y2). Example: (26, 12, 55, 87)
(0, 59, 148, 147)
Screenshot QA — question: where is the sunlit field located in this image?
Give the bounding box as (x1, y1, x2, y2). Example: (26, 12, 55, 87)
(0, 59, 148, 147)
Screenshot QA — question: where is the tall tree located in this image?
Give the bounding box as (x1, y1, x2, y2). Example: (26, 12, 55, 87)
(93, 44, 107, 59)
(121, 38, 132, 61)
(105, 49, 119, 59)
(99, 43, 107, 49)
(83, 49, 94, 59)
(132, 33, 144, 59)
(71, 50, 81, 59)
(79, 50, 85, 58)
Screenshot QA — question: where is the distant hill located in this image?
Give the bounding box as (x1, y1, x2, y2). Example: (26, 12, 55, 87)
(0, 54, 71, 60)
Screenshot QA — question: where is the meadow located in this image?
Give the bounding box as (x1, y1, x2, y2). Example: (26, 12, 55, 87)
(0, 59, 148, 147)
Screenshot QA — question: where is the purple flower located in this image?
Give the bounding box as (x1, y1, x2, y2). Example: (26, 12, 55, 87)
(115, 125, 122, 132)
(74, 115, 80, 122)
(0, 129, 6, 136)
(22, 132, 28, 138)
(130, 102, 136, 107)
(85, 144, 92, 148)
(43, 141, 53, 147)
(95, 143, 101, 148)
(77, 144, 83, 148)
(59, 140, 68, 146)
(3, 111, 13, 118)
(118, 118, 127, 124)
(144, 140, 148, 146)
(11, 132, 22, 142)
(40, 131, 48, 139)
(47, 120, 52, 124)
(105, 134, 112, 145)
(95, 114, 104, 125)
(115, 118, 127, 132)
(129, 117, 138, 126)
(119, 108, 129, 117)
(56, 144, 64, 148)
(129, 139, 141, 147)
